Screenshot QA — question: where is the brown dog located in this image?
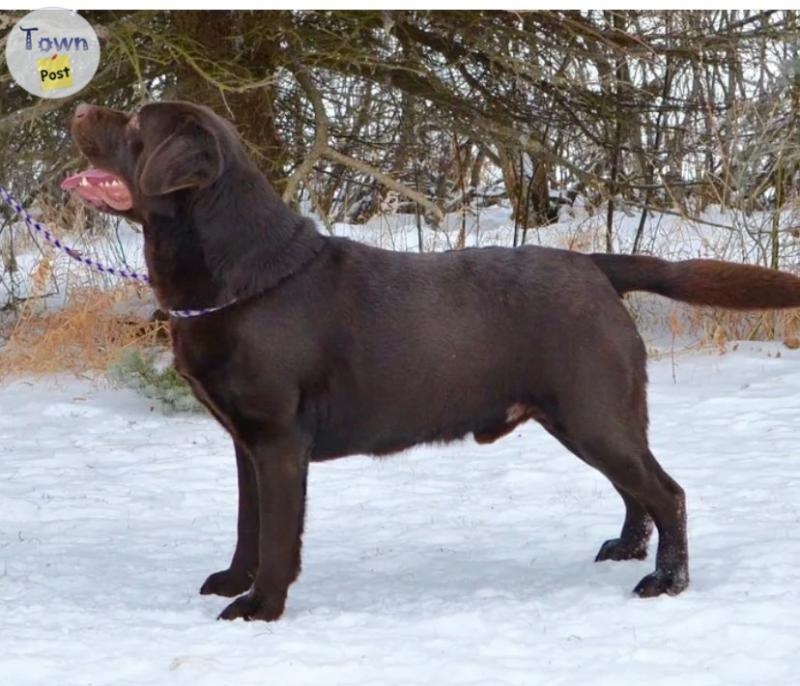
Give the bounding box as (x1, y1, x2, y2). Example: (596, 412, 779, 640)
(63, 101, 800, 621)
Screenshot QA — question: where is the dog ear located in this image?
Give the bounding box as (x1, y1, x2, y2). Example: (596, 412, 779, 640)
(139, 121, 224, 196)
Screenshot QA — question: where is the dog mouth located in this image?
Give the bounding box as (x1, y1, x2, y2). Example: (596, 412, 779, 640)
(61, 168, 133, 212)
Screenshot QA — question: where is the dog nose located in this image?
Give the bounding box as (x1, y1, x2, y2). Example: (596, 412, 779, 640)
(74, 104, 93, 119)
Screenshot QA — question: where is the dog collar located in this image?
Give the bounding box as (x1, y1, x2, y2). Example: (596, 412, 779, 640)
(168, 299, 238, 319)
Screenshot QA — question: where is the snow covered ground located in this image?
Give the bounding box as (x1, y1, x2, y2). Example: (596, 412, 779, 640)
(2, 342, 800, 685)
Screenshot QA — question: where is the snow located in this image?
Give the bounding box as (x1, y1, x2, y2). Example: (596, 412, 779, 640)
(2, 343, 800, 685)
(4, 195, 800, 681)
(321, 200, 798, 258)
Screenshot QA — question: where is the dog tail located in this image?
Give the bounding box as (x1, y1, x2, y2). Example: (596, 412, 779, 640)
(589, 253, 800, 310)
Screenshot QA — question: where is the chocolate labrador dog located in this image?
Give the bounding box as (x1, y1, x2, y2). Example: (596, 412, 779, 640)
(63, 101, 800, 622)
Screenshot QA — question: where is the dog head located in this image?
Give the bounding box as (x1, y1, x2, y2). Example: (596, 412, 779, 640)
(62, 101, 242, 223)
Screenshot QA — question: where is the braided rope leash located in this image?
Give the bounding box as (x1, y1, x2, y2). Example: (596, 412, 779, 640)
(0, 184, 150, 284)
(0, 184, 234, 318)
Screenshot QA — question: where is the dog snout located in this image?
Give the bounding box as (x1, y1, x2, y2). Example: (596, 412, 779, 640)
(71, 104, 126, 130)
(74, 103, 94, 120)
(69, 105, 129, 155)
(70, 104, 98, 136)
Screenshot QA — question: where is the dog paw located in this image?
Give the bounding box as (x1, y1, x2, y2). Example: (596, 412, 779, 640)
(218, 590, 286, 622)
(200, 568, 252, 597)
(595, 537, 648, 562)
(633, 569, 689, 598)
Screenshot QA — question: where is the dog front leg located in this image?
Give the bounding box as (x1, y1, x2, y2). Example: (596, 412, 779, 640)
(200, 441, 259, 597)
(218, 431, 310, 622)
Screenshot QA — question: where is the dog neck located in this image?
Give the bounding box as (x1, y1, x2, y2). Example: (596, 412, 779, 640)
(142, 168, 327, 311)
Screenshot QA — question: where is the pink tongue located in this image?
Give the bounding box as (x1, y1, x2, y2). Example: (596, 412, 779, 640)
(61, 169, 133, 211)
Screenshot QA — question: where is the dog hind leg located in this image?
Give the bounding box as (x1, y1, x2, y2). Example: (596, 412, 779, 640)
(595, 485, 653, 562)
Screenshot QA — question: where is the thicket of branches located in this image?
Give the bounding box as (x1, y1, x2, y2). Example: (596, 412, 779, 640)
(1, 10, 799, 257)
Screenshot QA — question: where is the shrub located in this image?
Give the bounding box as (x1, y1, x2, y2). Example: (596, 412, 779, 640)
(109, 348, 204, 414)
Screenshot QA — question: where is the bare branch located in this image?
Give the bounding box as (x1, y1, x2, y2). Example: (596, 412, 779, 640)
(282, 69, 329, 205)
(323, 146, 444, 222)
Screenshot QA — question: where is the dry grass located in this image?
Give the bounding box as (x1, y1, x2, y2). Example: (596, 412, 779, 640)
(682, 306, 800, 352)
(1, 202, 161, 381)
(0, 285, 167, 380)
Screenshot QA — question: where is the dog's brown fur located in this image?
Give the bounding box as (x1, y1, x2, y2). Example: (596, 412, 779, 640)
(590, 252, 800, 309)
(67, 101, 800, 622)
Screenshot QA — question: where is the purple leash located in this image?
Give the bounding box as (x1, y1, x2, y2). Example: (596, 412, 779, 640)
(0, 184, 235, 318)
